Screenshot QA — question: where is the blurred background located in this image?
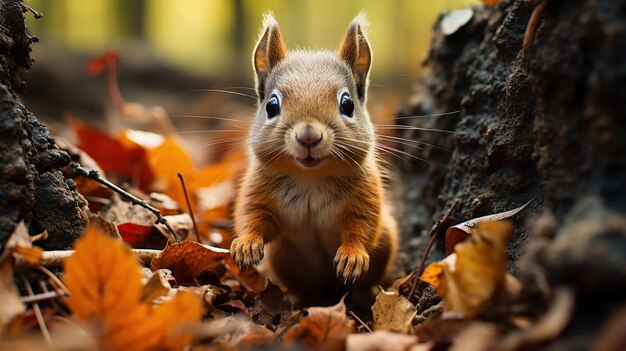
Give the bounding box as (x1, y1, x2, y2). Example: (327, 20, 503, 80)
(22, 0, 477, 161)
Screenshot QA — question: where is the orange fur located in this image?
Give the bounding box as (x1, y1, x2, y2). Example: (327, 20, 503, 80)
(231, 13, 398, 306)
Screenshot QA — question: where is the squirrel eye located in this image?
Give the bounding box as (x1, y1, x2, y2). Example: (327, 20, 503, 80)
(266, 94, 281, 119)
(339, 93, 354, 117)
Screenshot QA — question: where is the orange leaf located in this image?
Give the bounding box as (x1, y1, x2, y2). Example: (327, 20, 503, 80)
(63, 224, 202, 350)
(87, 50, 119, 75)
(482, 0, 501, 6)
(285, 298, 355, 351)
(150, 240, 230, 284)
(13, 246, 43, 265)
(70, 119, 154, 188)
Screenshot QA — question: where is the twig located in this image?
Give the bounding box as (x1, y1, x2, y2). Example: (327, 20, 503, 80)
(177, 173, 200, 242)
(37, 265, 69, 296)
(72, 163, 180, 242)
(39, 280, 63, 311)
(21, 4, 44, 18)
(408, 199, 460, 301)
(16, 249, 163, 269)
(24, 280, 52, 347)
(20, 290, 62, 305)
(348, 310, 373, 332)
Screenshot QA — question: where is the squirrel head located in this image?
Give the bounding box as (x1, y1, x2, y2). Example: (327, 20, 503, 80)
(249, 13, 375, 176)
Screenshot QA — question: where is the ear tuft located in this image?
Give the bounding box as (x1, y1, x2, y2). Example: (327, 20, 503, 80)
(339, 13, 372, 100)
(253, 12, 287, 102)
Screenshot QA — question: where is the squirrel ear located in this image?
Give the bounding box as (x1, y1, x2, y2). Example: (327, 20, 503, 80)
(253, 13, 287, 101)
(338, 14, 372, 100)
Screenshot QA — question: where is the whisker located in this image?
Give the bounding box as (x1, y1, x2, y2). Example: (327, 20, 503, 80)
(377, 134, 449, 151)
(172, 129, 243, 135)
(391, 110, 461, 120)
(376, 144, 431, 165)
(374, 125, 458, 134)
(220, 86, 258, 92)
(169, 114, 242, 123)
(190, 89, 257, 99)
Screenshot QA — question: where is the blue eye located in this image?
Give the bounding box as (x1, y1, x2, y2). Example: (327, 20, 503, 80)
(266, 94, 281, 119)
(339, 93, 354, 117)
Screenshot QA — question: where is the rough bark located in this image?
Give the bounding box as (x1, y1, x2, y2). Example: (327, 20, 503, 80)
(0, 0, 87, 250)
(401, 0, 626, 348)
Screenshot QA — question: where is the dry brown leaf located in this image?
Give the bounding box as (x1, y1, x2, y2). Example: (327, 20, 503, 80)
(63, 224, 202, 350)
(497, 287, 575, 351)
(422, 221, 514, 318)
(150, 240, 229, 284)
(445, 200, 532, 255)
(141, 269, 173, 303)
(346, 331, 419, 351)
(284, 298, 355, 351)
(154, 213, 194, 241)
(449, 322, 499, 351)
(0, 258, 24, 336)
(372, 289, 416, 333)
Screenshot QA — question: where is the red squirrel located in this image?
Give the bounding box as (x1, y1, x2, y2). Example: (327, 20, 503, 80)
(230, 13, 398, 306)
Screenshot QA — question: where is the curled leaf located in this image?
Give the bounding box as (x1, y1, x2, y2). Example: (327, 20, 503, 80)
(445, 200, 533, 255)
(150, 240, 229, 284)
(285, 298, 355, 351)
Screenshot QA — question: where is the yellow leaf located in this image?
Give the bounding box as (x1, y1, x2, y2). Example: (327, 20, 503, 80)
(63, 224, 202, 350)
(371, 289, 416, 333)
(420, 221, 512, 318)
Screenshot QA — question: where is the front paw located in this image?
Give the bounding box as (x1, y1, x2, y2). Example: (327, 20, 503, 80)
(334, 244, 370, 283)
(230, 234, 264, 267)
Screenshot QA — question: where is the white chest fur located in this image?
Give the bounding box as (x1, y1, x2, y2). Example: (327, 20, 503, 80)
(272, 176, 345, 257)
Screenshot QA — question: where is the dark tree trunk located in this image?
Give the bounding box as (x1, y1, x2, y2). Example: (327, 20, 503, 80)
(401, 0, 626, 347)
(0, 0, 87, 250)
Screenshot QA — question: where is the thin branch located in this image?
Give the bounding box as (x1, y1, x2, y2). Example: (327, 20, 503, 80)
(71, 163, 180, 242)
(16, 249, 163, 269)
(20, 290, 62, 305)
(177, 173, 200, 242)
(348, 310, 373, 333)
(24, 280, 52, 347)
(408, 199, 460, 301)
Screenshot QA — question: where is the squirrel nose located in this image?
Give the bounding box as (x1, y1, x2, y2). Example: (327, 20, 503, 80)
(296, 132, 323, 148)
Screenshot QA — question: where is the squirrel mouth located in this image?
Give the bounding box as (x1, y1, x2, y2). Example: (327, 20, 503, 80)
(296, 156, 323, 168)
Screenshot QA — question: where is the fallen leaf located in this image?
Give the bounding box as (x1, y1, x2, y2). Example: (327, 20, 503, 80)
(87, 50, 119, 75)
(154, 213, 194, 242)
(371, 289, 416, 333)
(219, 300, 249, 315)
(445, 200, 533, 255)
(497, 288, 575, 351)
(422, 221, 515, 318)
(141, 269, 173, 303)
(70, 118, 155, 188)
(63, 224, 202, 350)
(346, 331, 419, 351)
(284, 297, 355, 351)
(482, 0, 501, 6)
(196, 316, 277, 349)
(449, 322, 499, 351)
(0, 259, 24, 336)
(13, 246, 43, 265)
(441, 8, 474, 36)
(1, 221, 43, 266)
(150, 240, 229, 284)
(258, 280, 291, 312)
